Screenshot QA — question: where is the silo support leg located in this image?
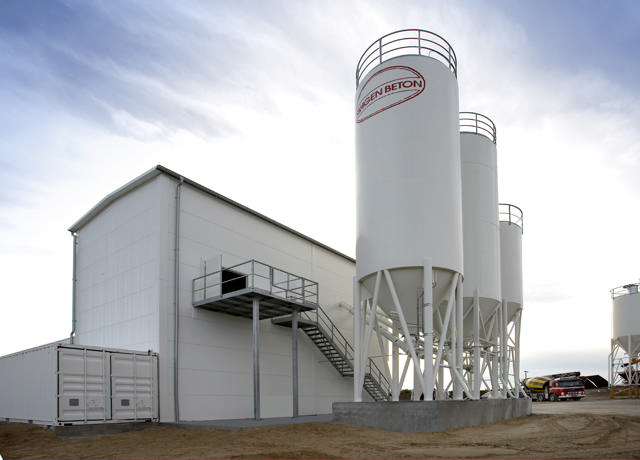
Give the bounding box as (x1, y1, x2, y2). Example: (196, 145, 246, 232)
(384, 269, 427, 397)
(353, 277, 362, 402)
(454, 275, 463, 400)
(433, 274, 459, 379)
(423, 259, 434, 401)
(358, 271, 382, 392)
(473, 289, 481, 399)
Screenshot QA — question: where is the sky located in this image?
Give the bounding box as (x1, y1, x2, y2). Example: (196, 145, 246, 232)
(1, 0, 640, 382)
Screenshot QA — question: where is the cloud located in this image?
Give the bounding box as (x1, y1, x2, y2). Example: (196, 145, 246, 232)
(0, 0, 639, 376)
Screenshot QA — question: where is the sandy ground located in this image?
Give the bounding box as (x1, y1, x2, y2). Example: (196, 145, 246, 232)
(2, 397, 640, 459)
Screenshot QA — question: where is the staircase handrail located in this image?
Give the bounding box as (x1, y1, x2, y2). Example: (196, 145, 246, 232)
(301, 307, 353, 362)
(302, 305, 391, 398)
(366, 356, 391, 395)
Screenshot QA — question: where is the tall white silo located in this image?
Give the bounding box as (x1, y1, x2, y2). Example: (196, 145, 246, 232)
(460, 112, 501, 398)
(610, 284, 640, 396)
(499, 203, 524, 397)
(611, 284, 640, 357)
(499, 204, 523, 320)
(354, 29, 467, 402)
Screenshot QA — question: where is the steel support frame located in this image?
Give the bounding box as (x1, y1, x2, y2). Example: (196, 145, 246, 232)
(609, 337, 640, 398)
(353, 264, 473, 402)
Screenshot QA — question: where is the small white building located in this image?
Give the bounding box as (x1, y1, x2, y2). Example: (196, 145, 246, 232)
(1, 165, 381, 425)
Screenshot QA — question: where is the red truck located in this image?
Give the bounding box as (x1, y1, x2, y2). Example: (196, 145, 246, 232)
(523, 376, 585, 401)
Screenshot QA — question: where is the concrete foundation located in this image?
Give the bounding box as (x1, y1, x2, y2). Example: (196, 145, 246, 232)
(333, 399, 531, 432)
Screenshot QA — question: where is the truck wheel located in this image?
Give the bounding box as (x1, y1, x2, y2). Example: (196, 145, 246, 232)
(572, 397, 581, 401)
(549, 393, 558, 402)
(536, 393, 545, 402)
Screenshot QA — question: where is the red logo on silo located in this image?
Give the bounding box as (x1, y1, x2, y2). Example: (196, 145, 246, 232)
(356, 66, 425, 123)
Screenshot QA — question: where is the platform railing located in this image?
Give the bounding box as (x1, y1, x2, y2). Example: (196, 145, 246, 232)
(356, 29, 457, 86)
(192, 259, 319, 306)
(460, 112, 497, 144)
(499, 203, 524, 230)
(611, 283, 640, 299)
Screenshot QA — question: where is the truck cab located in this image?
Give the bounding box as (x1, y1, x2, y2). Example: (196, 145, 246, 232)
(547, 378, 585, 401)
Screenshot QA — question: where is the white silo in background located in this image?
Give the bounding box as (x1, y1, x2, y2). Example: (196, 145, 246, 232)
(354, 29, 470, 402)
(609, 283, 640, 398)
(460, 112, 501, 399)
(499, 204, 524, 397)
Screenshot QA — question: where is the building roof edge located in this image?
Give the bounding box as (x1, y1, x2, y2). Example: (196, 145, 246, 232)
(68, 165, 355, 264)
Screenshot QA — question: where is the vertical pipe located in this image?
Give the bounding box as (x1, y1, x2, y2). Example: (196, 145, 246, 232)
(502, 300, 508, 397)
(413, 363, 421, 401)
(392, 328, 399, 401)
(173, 177, 183, 422)
(353, 277, 362, 402)
(423, 259, 433, 401)
(437, 364, 444, 399)
(473, 289, 481, 398)
(253, 297, 261, 420)
(292, 308, 298, 417)
(70, 233, 78, 344)
(454, 275, 464, 399)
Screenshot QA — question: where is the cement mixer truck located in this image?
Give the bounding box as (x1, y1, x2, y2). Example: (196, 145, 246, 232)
(523, 375, 585, 401)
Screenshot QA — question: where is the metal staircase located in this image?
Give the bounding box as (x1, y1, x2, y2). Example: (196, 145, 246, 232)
(273, 306, 390, 401)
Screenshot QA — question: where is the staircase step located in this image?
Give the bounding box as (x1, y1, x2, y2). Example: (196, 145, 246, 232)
(301, 306, 389, 402)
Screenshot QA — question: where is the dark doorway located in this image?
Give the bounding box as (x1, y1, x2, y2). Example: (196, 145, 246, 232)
(221, 269, 247, 295)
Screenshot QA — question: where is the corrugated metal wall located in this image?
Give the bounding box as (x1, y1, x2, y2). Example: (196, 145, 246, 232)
(0, 344, 158, 425)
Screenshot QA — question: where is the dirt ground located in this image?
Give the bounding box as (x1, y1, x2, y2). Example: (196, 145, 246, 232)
(2, 398, 640, 459)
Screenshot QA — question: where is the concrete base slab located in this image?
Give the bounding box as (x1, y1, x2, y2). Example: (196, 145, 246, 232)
(53, 422, 158, 438)
(166, 414, 334, 430)
(333, 399, 531, 432)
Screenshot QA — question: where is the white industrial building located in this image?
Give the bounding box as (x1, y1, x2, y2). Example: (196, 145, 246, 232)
(1, 165, 376, 425)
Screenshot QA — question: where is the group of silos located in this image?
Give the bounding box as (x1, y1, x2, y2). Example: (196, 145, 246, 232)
(352, 29, 524, 401)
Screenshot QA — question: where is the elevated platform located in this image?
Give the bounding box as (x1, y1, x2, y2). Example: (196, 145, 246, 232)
(193, 288, 315, 320)
(192, 259, 317, 319)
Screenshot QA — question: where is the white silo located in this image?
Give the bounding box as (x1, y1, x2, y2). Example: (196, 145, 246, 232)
(611, 284, 640, 356)
(354, 29, 468, 402)
(499, 204, 523, 320)
(460, 112, 501, 399)
(499, 203, 524, 397)
(609, 283, 640, 397)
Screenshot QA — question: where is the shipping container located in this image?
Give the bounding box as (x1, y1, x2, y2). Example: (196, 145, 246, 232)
(0, 342, 158, 425)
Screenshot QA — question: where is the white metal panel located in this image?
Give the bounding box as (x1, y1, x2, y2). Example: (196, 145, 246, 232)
(58, 347, 110, 422)
(612, 292, 640, 355)
(0, 342, 58, 424)
(74, 177, 160, 352)
(356, 53, 462, 324)
(110, 352, 158, 421)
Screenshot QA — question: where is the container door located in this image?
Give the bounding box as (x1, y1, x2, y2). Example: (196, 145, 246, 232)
(110, 353, 158, 421)
(58, 347, 111, 422)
